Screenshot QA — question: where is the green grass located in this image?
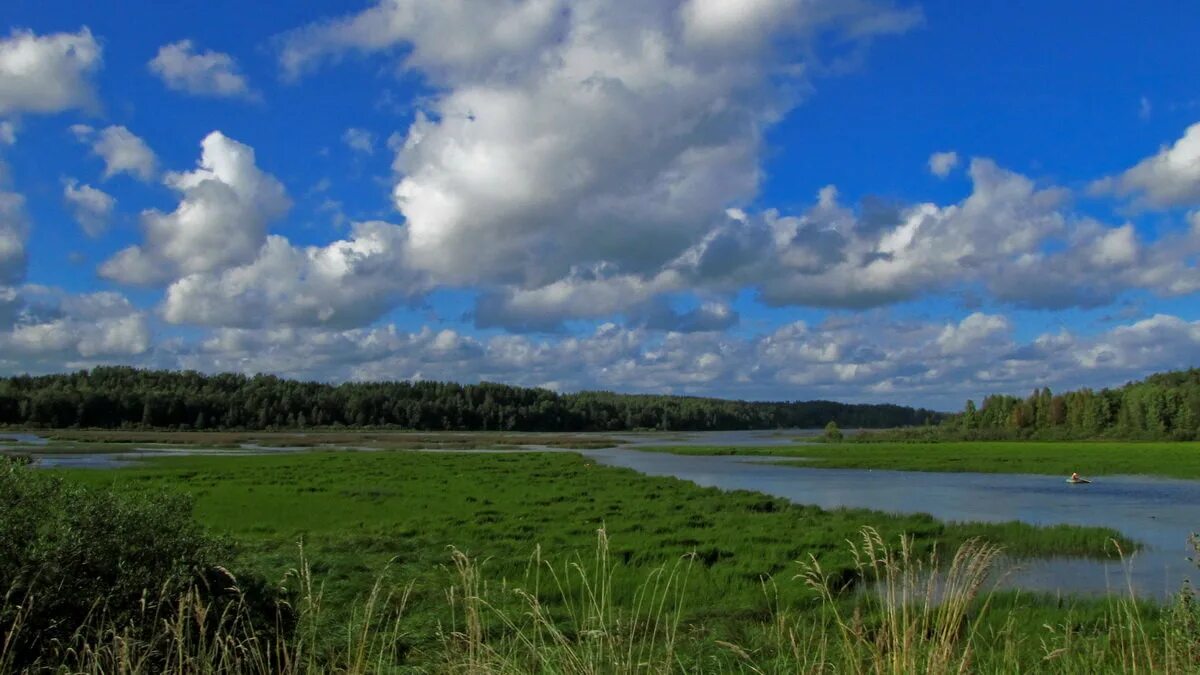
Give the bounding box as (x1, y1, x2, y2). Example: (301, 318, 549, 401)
(634, 440, 1200, 479)
(26, 428, 623, 449)
(0, 429, 623, 458)
(57, 450, 1137, 663)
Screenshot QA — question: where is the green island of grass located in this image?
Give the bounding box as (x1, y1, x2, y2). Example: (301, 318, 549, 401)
(634, 440, 1200, 479)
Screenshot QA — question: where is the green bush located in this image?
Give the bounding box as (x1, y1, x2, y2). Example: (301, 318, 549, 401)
(823, 420, 843, 442)
(0, 457, 291, 668)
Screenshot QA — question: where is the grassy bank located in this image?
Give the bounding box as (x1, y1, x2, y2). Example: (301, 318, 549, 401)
(7, 428, 622, 449)
(635, 440, 1200, 479)
(54, 450, 1139, 666)
(0, 430, 623, 460)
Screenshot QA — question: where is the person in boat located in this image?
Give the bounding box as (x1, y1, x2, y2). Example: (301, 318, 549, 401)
(1071, 472, 1079, 481)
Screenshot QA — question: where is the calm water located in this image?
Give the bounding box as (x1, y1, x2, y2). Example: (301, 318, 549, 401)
(11, 429, 1199, 598)
(585, 443, 1199, 598)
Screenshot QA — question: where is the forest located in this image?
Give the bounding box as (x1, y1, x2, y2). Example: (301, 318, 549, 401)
(0, 366, 940, 431)
(941, 368, 1200, 440)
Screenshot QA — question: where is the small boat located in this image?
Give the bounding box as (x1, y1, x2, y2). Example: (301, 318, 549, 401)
(1065, 477, 1091, 484)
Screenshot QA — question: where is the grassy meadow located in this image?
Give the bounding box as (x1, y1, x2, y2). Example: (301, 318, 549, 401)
(5, 431, 1200, 671)
(63, 451, 1134, 612)
(635, 440, 1200, 479)
(33, 447, 1174, 671)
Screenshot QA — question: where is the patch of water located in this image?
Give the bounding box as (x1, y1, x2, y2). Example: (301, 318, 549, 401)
(612, 428, 846, 448)
(582, 449, 1200, 598)
(0, 432, 50, 446)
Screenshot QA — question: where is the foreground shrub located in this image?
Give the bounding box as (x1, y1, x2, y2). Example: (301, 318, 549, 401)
(0, 457, 291, 669)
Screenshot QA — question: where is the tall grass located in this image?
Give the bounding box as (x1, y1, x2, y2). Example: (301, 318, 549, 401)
(3, 529, 1199, 673)
(438, 528, 694, 673)
(797, 527, 1003, 674)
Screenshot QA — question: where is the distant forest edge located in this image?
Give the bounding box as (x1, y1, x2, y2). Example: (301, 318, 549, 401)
(867, 368, 1200, 441)
(0, 367, 941, 431)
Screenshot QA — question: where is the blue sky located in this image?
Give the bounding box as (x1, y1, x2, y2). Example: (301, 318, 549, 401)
(1, 1, 1199, 409)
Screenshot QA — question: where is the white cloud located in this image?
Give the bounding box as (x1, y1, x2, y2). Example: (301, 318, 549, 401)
(279, 0, 921, 293)
(160, 220, 425, 329)
(149, 40, 257, 100)
(73, 125, 158, 182)
(682, 0, 920, 52)
(342, 127, 375, 154)
(0, 287, 150, 369)
(928, 150, 958, 177)
(62, 178, 115, 237)
(277, 0, 569, 81)
(1091, 122, 1200, 208)
(474, 268, 684, 331)
(671, 159, 1069, 308)
(659, 156, 1200, 314)
(0, 121, 14, 146)
(0, 28, 101, 115)
(81, 132, 423, 329)
(936, 312, 1009, 355)
(1, 277, 1198, 409)
(101, 131, 290, 285)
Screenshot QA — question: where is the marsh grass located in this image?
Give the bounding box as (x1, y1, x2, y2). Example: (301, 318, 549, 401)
(5, 529, 1199, 673)
(797, 527, 1003, 674)
(23, 430, 621, 451)
(635, 440, 1200, 479)
(438, 528, 695, 673)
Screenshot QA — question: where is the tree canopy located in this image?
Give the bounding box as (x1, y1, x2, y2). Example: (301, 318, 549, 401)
(942, 368, 1200, 440)
(0, 366, 941, 432)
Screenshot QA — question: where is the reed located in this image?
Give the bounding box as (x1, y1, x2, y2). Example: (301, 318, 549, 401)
(3, 530, 1199, 673)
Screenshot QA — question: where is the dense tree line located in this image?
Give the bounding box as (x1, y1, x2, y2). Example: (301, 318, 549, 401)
(0, 367, 940, 431)
(946, 369, 1200, 440)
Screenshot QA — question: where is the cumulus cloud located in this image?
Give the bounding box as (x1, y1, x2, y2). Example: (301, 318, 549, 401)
(668, 160, 1067, 308)
(149, 40, 257, 100)
(474, 268, 684, 331)
(72, 124, 158, 181)
(1092, 122, 1200, 208)
(89, 130, 426, 329)
(277, 0, 569, 80)
(62, 178, 115, 237)
(936, 312, 1008, 355)
(0, 28, 101, 115)
(100, 131, 290, 285)
(928, 150, 958, 177)
(0, 286, 150, 376)
(160, 220, 425, 329)
(36, 0, 1184, 348)
(279, 0, 921, 291)
(342, 127, 375, 154)
(661, 157, 1200, 313)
